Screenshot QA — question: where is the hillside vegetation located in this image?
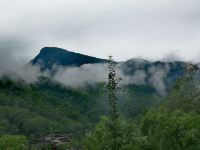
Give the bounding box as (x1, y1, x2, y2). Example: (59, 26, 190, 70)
(0, 75, 162, 149)
(83, 66, 200, 150)
(1, 48, 198, 150)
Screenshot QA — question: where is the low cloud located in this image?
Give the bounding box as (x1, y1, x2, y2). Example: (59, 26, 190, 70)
(53, 62, 170, 96)
(161, 51, 183, 62)
(54, 64, 148, 88)
(118, 69, 147, 85)
(0, 48, 48, 83)
(148, 65, 170, 96)
(0, 47, 174, 96)
(54, 63, 108, 87)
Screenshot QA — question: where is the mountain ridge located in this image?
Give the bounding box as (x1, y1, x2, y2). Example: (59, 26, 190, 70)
(31, 47, 108, 70)
(31, 47, 186, 92)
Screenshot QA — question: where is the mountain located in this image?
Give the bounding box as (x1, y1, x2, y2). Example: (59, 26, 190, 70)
(0, 47, 193, 149)
(32, 47, 186, 89)
(31, 47, 107, 70)
(29, 47, 188, 118)
(32, 47, 186, 94)
(121, 59, 186, 90)
(0, 76, 159, 140)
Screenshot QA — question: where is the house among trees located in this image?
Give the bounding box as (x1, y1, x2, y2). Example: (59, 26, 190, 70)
(37, 134, 73, 145)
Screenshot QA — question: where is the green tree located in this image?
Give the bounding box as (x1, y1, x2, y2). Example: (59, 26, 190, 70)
(0, 135, 28, 150)
(107, 56, 122, 150)
(82, 117, 141, 150)
(82, 57, 123, 150)
(140, 109, 200, 150)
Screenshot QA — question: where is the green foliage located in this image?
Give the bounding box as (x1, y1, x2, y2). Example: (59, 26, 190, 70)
(84, 110, 200, 150)
(83, 116, 161, 150)
(83, 117, 113, 150)
(0, 77, 97, 141)
(140, 109, 200, 150)
(106, 56, 122, 150)
(0, 75, 161, 146)
(0, 135, 28, 150)
(163, 75, 200, 113)
(82, 117, 137, 150)
(119, 84, 160, 119)
(83, 69, 200, 150)
(0, 66, 191, 149)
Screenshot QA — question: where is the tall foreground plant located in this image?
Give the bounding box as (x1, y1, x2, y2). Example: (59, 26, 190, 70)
(106, 56, 122, 150)
(185, 62, 200, 113)
(185, 62, 200, 150)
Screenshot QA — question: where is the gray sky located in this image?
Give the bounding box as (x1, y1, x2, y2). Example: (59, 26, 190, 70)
(1, 0, 200, 61)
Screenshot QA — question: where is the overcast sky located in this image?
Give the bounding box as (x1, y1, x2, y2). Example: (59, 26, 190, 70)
(0, 0, 200, 61)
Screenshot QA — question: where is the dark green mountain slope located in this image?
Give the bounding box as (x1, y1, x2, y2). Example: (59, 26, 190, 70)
(0, 77, 98, 139)
(0, 76, 161, 141)
(31, 47, 107, 70)
(121, 59, 186, 90)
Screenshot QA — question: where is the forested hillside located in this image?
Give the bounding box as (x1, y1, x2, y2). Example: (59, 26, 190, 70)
(83, 64, 200, 150)
(0, 75, 162, 149)
(1, 64, 200, 150)
(1, 48, 199, 150)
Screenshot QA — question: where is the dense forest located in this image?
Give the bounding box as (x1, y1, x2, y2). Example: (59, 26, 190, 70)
(0, 47, 200, 150)
(82, 62, 200, 150)
(0, 76, 160, 149)
(0, 54, 200, 149)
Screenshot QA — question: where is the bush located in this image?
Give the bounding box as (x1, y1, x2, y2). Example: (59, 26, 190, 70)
(0, 135, 28, 150)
